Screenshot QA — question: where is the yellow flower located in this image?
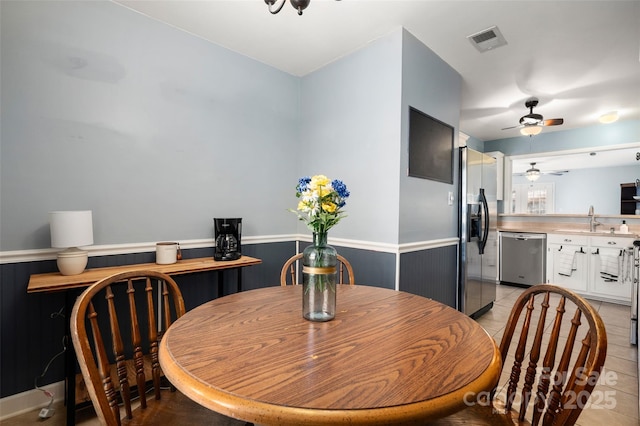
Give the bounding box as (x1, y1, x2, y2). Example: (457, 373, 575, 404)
(310, 175, 330, 189)
(291, 174, 349, 234)
(318, 187, 331, 197)
(322, 202, 337, 213)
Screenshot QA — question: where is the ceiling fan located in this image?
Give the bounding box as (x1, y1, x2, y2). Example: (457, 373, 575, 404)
(502, 98, 564, 136)
(516, 162, 569, 181)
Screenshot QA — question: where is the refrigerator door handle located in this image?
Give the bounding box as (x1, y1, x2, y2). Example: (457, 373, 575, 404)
(478, 188, 489, 255)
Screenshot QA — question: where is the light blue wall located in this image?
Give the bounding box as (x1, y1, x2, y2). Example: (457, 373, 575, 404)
(484, 119, 639, 216)
(1, 1, 300, 250)
(512, 165, 638, 215)
(300, 30, 403, 243)
(399, 30, 461, 243)
(1, 3, 470, 251)
(465, 134, 484, 152)
(484, 120, 640, 155)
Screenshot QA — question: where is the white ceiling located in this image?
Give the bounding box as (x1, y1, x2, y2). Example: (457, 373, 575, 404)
(114, 0, 640, 143)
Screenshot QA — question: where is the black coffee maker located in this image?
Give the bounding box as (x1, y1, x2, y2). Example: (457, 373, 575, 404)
(214, 218, 242, 261)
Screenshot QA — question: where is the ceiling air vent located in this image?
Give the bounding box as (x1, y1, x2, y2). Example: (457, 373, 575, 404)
(467, 25, 507, 52)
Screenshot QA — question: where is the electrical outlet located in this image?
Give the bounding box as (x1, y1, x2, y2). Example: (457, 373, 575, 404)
(39, 407, 55, 419)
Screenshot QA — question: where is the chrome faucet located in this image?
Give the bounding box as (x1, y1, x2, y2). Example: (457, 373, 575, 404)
(588, 205, 602, 232)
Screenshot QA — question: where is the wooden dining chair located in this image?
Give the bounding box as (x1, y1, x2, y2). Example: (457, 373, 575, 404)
(280, 253, 355, 286)
(70, 270, 246, 426)
(428, 284, 607, 426)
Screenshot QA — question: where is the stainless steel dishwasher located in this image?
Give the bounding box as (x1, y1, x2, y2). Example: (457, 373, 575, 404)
(500, 232, 547, 286)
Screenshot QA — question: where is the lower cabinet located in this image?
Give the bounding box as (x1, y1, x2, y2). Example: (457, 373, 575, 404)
(546, 233, 634, 304)
(547, 234, 589, 293)
(589, 236, 634, 301)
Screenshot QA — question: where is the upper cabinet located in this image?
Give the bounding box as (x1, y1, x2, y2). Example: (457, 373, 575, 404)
(485, 151, 504, 201)
(457, 132, 504, 201)
(620, 182, 639, 215)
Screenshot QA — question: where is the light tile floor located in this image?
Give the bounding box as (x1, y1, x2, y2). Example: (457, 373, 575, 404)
(4, 284, 638, 425)
(475, 284, 639, 426)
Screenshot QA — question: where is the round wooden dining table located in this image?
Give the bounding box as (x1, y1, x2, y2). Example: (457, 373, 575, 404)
(159, 284, 501, 426)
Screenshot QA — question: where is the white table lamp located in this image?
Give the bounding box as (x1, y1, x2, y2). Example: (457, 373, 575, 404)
(49, 210, 94, 275)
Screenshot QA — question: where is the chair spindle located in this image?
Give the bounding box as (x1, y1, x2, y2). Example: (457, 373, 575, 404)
(146, 277, 162, 399)
(543, 308, 582, 425)
(519, 291, 550, 421)
(506, 294, 535, 411)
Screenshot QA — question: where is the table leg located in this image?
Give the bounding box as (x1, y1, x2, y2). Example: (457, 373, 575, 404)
(217, 268, 242, 296)
(65, 291, 76, 426)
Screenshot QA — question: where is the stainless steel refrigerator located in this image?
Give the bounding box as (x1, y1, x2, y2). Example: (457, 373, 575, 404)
(459, 147, 497, 318)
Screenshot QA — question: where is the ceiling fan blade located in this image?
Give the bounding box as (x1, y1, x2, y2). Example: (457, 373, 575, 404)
(515, 169, 570, 176)
(501, 124, 523, 130)
(543, 118, 564, 126)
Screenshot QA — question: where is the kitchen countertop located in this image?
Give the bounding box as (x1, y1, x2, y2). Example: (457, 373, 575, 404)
(498, 215, 640, 239)
(498, 224, 639, 239)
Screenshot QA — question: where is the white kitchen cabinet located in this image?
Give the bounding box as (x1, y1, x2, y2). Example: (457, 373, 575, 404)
(485, 151, 504, 201)
(589, 236, 633, 301)
(546, 233, 633, 304)
(547, 234, 589, 293)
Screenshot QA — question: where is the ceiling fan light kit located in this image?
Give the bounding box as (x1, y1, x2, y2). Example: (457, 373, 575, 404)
(517, 162, 569, 180)
(521, 125, 542, 136)
(525, 163, 541, 182)
(503, 98, 564, 136)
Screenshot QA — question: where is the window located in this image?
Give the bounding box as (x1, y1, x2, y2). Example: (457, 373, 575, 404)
(511, 183, 555, 214)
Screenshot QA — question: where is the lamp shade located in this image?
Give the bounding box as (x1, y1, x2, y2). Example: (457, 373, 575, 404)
(49, 210, 94, 248)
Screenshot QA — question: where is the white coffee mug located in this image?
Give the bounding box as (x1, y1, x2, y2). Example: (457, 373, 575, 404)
(156, 242, 181, 264)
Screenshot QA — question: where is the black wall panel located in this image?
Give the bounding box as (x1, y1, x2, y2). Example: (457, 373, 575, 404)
(0, 242, 298, 398)
(330, 245, 396, 289)
(0, 241, 454, 398)
(399, 245, 458, 308)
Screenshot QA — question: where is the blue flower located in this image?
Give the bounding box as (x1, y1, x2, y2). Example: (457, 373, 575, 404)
(331, 179, 350, 199)
(296, 176, 311, 194)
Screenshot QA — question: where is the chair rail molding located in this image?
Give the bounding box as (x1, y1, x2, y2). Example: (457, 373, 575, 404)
(0, 235, 460, 265)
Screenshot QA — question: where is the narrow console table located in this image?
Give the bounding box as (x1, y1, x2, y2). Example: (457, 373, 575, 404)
(27, 255, 262, 293)
(27, 255, 262, 426)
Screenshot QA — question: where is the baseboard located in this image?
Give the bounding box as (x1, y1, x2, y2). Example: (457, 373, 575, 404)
(0, 381, 65, 421)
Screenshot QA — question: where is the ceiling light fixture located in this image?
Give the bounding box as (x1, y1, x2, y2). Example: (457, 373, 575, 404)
(598, 111, 619, 124)
(265, 0, 310, 15)
(520, 124, 542, 137)
(525, 163, 541, 182)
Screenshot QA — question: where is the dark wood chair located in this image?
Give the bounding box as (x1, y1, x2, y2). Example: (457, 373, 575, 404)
(70, 270, 246, 426)
(280, 253, 355, 286)
(428, 284, 607, 426)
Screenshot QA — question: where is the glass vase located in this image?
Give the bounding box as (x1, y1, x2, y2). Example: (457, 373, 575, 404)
(302, 232, 337, 321)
